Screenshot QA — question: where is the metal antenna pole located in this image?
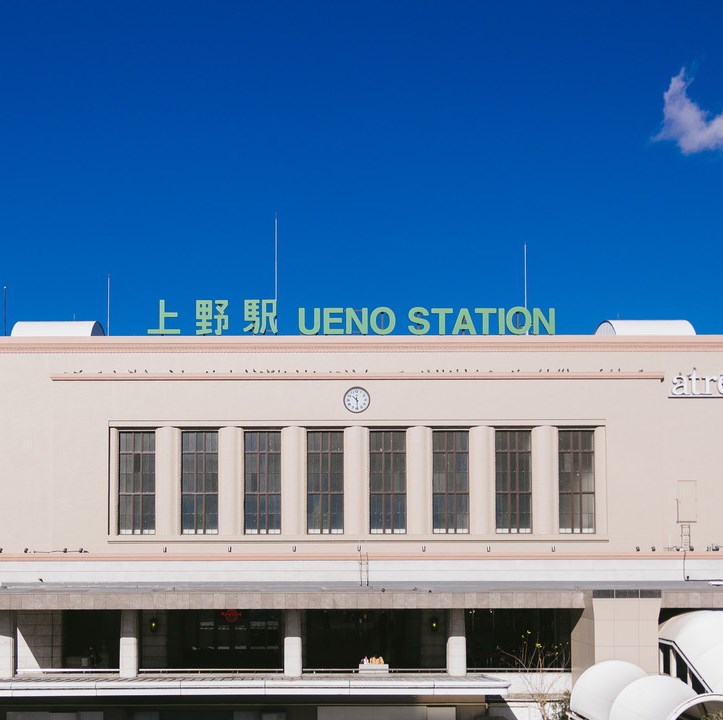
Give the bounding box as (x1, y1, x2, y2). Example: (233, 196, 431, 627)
(274, 214, 278, 305)
(107, 274, 111, 336)
(523, 243, 528, 310)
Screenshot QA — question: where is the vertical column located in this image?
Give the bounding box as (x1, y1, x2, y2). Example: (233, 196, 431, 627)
(594, 426, 607, 535)
(0, 611, 15, 679)
(156, 426, 181, 536)
(446, 608, 467, 677)
(119, 610, 140, 678)
(281, 427, 305, 536)
(284, 609, 303, 677)
(469, 426, 494, 535)
(532, 426, 556, 535)
(344, 426, 368, 536)
(219, 427, 242, 535)
(407, 427, 432, 535)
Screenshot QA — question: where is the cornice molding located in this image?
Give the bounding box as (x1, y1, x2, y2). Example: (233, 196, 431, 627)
(3, 334, 723, 354)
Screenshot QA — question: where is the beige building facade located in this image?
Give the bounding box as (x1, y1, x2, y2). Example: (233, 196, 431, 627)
(0, 330, 722, 719)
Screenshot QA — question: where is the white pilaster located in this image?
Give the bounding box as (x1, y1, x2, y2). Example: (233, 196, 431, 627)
(532, 426, 556, 535)
(344, 426, 368, 536)
(281, 427, 305, 536)
(469, 426, 494, 534)
(156, 426, 181, 536)
(219, 426, 242, 535)
(407, 426, 432, 535)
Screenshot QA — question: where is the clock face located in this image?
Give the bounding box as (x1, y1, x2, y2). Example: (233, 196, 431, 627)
(344, 386, 370, 413)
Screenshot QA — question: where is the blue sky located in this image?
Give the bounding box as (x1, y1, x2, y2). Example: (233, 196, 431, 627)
(2, 1, 723, 336)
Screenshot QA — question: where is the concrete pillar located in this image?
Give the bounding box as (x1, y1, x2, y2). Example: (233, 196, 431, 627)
(446, 608, 467, 677)
(407, 426, 432, 535)
(16, 611, 60, 672)
(156, 427, 181, 536)
(571, 592, 662, 682)
(281, 427, 305, 536)
(532, 426, 556, 535)
(469, 426, 494, 534)
(344, 426, 368, 536)
(0, 611, 15, 679)
(284, 609, 303, 677)
(219, 427, 242, 535)
(119, 610, 140, 678)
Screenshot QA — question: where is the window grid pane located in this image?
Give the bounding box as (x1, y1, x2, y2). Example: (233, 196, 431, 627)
(369, 430, 407, 534)
(244, 431, 281, 534)
(307, 431, 344, 534)
(495, 430, 532, 533)
(182, 431, 219, 534)
(432, 430, 469, 533)
(559, 429, 595, 534)
(118, 431, 156, 535)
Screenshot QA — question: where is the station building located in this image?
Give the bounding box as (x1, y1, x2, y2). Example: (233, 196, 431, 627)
(0, 320, 722, 720)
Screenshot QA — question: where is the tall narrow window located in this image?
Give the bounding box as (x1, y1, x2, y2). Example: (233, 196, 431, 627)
(118, 431, 155, 534)
(496, 430, 532, 533)
(307, 431, 344, 534)
(370, 430, 406, 533)
(432, 430, 469, 533)
(558, 429, 595, 533)
(244, 431, 281, 534)
(182, 431, 219, 534)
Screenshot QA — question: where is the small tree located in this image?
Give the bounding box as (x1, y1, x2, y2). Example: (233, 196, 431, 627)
(500, 631, 571, 720)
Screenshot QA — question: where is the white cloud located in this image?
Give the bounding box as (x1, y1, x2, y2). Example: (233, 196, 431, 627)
(654, 68, 723, 154)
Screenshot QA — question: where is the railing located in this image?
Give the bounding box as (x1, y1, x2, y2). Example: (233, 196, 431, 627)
(17, 667, 121, 674)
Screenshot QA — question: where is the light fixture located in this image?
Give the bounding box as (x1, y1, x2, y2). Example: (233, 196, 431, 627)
(430, 616, 439, 633)
(149, 616, 159, 634)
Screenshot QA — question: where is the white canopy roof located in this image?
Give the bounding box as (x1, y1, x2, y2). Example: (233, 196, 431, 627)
(570, 660, 646, 720)
(595, 320, 696, 336)
(659, 610, 723, 692)
(11, 321, 105, 337)
(608, 675, 696, 720)
(571, 660, 723, 720)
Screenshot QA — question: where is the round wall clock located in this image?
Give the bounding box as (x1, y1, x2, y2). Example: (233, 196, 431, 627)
(344, 386, 370, 413)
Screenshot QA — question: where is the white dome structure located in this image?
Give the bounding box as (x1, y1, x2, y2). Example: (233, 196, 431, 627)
(11, 320, 105, 337)
(594, 319, 695, 336)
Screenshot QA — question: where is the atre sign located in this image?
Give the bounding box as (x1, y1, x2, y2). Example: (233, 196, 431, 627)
(670, 369, 723, 398)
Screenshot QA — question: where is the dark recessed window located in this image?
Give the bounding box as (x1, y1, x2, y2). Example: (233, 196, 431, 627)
(118, 431, 155, 535)
(433, 430, 469, 533)
(182, 431, 219, 534)
(370, 430, 406, 534)
(559, 429, 595, 534)
(307, 431, 344, 534)
(244, 431, 281, 534)
(496, 430, 532, 533)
